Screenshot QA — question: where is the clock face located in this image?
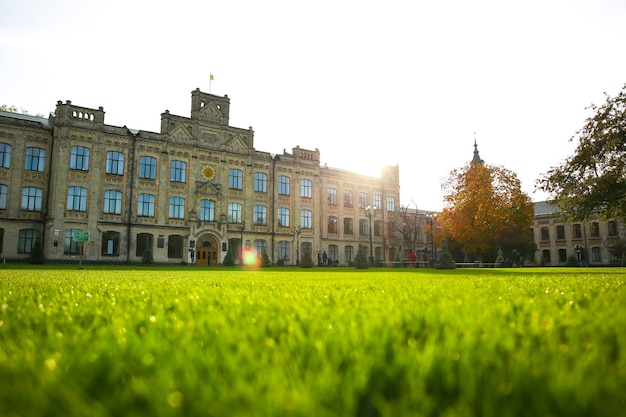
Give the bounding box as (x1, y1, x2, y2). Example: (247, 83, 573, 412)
(202, 166, 214, 180)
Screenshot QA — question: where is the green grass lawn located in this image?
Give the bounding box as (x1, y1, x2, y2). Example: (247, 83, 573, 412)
(1, 266, 625, 417)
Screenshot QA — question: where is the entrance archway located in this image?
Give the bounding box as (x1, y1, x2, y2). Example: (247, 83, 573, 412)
(195, 235, 219, 266)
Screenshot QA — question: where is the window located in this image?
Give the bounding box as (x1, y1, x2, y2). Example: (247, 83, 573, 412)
(0, 228, 3, 253)
(103, 190, 122, 214)
(278, 176, 290, 195)
(228, 202, 242, 223)
(386, 196, 395, 212)
(540, 227, 550, 241)
(138, 194, 155, 217)
(229, 169, 243, 189)
(170, 160, 187, 183)
(359, 192, 368, 208)
(67, 186, 87, 211)
(168, 235, 184, 258)
(373, 194, 382, 210)
(344, 218, 354, 235)
(254, 205, 267, 225)
(301, 209, 312, 229)
(106, 151, 125, 175)
(541, 249, 551, 265)
(169, 197, 185, 219)
(277, 240, 290, 261)
(345, 245, 354, 263)
(277, 207, 290, 227)
(359, 219, 369, 235)
(558, 248, 567, 263)
(139, 156, 157, 179)
(327, 188, 337, 205)
(556, 225, 565, 240)
(301, 179, 312, 198)
(70, 146, 90, 171)
(200, 199, 215, 222)
(254, 239, 267, 257)
(25, 147, 46, 172)
(608, 221, 619, 236)
(374, 220, 383, 237)
(328, 245, 338, 263)
(64, 229, 81, 255)
(0, 184, 7, 209)
(254, 172, 267, 192)
(102, 231, 120, 256)
(328, 216, 337, 234)
(18, 229, 39, 254)
(136, 233, 153, 257)
(590, 222, 600, 238)
(0, 143, 11, 168)
(344, 190, 353, 207)
(573, 224, 582, 239)
(21, 187, 43, 211)
(591, 247, 602, 262)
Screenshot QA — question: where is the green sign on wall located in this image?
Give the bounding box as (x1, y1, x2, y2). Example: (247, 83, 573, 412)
(73, 230, 90, 242)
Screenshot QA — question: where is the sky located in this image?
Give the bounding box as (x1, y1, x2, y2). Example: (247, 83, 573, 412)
(1, 0, 625, 211)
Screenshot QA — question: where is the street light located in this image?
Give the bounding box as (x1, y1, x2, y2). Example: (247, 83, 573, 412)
(426, 212, 437, 267)
(294, 225, 301, 265)
(365, 205, 375, 266)
(236, 222, 245, 264)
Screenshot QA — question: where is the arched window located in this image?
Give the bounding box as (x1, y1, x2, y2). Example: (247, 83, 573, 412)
(25, 147, 46, 172)
(102, 231, 120, 256)
(200, 199, 215, 221)
(70, 146, 90, 171)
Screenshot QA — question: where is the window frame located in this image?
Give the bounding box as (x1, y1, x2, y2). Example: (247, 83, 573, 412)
(70, 146, 90, 171)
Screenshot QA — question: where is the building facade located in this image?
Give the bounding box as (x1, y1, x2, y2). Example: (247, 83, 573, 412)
(0, 89, 402, 265)
(532, 202, 626, 266)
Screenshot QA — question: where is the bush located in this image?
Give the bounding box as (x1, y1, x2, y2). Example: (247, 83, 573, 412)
(28, 238, 44, 264)
(223, 245, 235, 266)
(261, 250, 272, 268)
(354, 245, 369, 269)
(566, 255, 580, 267)
(300, 250, 314, 268)
(435, 239, 456, 269)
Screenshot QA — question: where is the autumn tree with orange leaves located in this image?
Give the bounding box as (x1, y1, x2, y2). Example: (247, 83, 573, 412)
(438, 160, 536, 265)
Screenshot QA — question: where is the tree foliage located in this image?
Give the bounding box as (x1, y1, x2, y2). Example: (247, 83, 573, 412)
(537, 84, 626, 221)
(439, 162, 535, 262)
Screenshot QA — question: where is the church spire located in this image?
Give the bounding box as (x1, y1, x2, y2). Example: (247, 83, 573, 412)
(471, 136, 483, 165)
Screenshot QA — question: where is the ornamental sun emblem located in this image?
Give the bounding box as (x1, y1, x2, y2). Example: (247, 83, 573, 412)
(202, 166, 215, 181)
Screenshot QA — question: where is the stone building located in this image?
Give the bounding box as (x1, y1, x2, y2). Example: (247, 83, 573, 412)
(0, 89, 402, 265)
(532, 202, 626, 266)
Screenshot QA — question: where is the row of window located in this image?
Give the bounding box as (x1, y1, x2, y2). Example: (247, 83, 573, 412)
(538, 221, 620, 241)
(540, 247, 621, 264)
(2, 184, 388, 232)
(0, 143, 397, 210)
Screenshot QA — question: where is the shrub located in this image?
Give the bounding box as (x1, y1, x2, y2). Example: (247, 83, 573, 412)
(354, 245, 369, 269)
(435, 239, 456, 269)
(223, 245, 235, 266)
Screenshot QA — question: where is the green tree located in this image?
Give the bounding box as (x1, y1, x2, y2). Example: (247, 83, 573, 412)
(300, 249, 314, 268)
(222, 245, 235, 266)
(354, 245, 369, 269)
(537, 83, 626, 222)
(28, 238, 44, 264)
(435, 239, 456, 269)
(261, 249, 272, 267)
(141, 244, 154, 265)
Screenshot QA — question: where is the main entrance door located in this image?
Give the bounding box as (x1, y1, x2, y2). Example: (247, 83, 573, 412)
(195, 237, 218, 266)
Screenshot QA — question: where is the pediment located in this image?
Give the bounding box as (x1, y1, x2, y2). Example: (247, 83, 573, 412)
(224, 134, 249, 153)
(169, 125, 192, 142)
(200, 102, 225, 122)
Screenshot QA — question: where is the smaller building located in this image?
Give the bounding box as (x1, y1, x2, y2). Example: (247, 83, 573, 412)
(532, 202, 625, 266)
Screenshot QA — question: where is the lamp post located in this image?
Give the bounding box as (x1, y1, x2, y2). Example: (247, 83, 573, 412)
(294, 225, 301, 265)
(365, 205, 375, 266)
(236, 222, 245, 264)
(427, 212, 436, 267)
